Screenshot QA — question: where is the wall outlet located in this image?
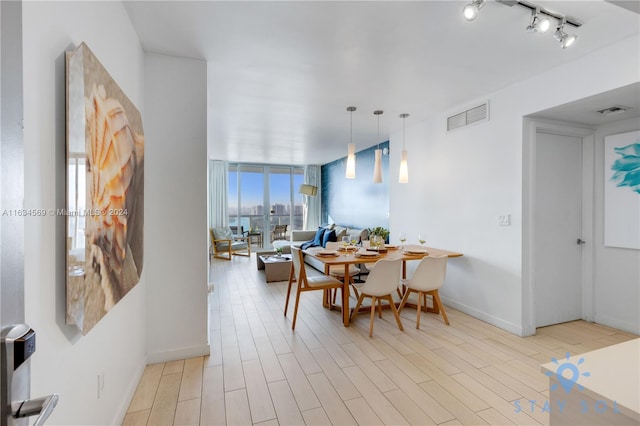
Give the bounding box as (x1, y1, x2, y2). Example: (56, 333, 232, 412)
(498, 214, 511, 226)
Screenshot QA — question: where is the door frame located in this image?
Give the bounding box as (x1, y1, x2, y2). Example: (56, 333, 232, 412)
(522, 118, 595, 336)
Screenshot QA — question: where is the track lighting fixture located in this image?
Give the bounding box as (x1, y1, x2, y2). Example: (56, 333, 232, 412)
(475, 1, 582, 49)
(463, 0, 485, 21)
(554, 18, 577, 49)
(526, 7, 550, 33)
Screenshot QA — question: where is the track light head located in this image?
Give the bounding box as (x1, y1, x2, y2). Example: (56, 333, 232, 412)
(463, 0, 485, 21)
(526, 8, 550, 33)
(554, 19, 577, 48)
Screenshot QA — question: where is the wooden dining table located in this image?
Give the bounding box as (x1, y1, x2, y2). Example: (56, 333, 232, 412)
(303, 245, 463, 327)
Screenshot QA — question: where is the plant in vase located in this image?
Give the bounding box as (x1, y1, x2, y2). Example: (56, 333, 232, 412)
(275, 247, 283, 257)
(367, 227, 390, 249)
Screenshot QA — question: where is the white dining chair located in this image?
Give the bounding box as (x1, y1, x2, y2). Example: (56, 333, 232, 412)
(284, 246, 344, 330)
(350, 258, 403, 337)
(398, 255, 449, 329)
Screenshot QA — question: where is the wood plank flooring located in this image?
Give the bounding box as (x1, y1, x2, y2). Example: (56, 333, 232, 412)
(123, 254, 637, 425)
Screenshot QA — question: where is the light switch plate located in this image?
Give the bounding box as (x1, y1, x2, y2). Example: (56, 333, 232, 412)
(498, 214, 511, 226)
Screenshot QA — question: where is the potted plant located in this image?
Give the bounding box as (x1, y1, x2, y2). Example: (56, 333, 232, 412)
(367, 227, 390, 244)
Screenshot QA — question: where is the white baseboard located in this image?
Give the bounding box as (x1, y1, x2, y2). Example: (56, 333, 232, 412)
(112, 357, 147, 425)
(440, 296, 526, 336)
(593, 314, 640, 335)
(147, 344, 211, 364)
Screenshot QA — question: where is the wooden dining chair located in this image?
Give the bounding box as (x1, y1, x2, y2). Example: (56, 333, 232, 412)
(325, 242, 361, 303)
(398, 255, 449, 329)
(350, 258, 403, 337)
(284, 247, 344, 330)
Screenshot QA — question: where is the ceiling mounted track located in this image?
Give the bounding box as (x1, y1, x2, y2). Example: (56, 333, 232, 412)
(496, 0, 583, 28)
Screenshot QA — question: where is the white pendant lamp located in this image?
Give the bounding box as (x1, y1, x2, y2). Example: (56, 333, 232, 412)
(398, 113, 409, 184)
(345, 106, 357, 179)
(373, 110, 383, 184)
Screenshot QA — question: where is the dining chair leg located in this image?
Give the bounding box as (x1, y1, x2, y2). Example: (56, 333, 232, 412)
(416, 291, 423, 330)
(292, 286, 303, 330)
(431, 290, 450, 325)
(387, 295, 404, 332)
(349, 276, 360, 299)
(350, 294, 365, 322)
(284, 266, 295, 317)
(377, 298, 383, 318)
(397, 288, 412, 313)
(369, 296, 377, 338)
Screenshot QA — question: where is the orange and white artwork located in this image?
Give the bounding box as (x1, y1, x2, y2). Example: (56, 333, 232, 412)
(66, 42, 144, 334)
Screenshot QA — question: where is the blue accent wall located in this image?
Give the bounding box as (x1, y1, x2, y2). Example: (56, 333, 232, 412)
(321, 141, 389, 230)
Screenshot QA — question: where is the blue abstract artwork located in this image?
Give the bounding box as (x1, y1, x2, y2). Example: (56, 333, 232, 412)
(604, 130, 640, 249)
(610, 142, 640, 194)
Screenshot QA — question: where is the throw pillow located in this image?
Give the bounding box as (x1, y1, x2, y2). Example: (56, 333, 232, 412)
(312, 227, 326, 246)
(322, 229, 337, 247)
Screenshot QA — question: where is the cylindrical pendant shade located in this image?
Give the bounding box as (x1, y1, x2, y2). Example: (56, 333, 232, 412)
(345, 143, 356, 179)
(373, 149, 383, 183)
(399, 149, 409, 183)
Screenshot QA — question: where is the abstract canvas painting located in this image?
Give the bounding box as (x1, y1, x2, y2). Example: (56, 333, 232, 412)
(604, 130, 640, 250)
(66, 43, 144, 334)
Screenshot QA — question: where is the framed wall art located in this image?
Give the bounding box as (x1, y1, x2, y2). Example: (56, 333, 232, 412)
(66, 42, 144, 334)
(604, 130, 639, 250)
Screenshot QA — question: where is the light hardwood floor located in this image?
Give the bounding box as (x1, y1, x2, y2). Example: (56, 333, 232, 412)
(123, 254, 637, 425)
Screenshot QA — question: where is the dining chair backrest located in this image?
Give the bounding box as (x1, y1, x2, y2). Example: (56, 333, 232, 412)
(360, 259, 401, 297)
(408, 255, 448, 292)
(291, 246, 306, 283)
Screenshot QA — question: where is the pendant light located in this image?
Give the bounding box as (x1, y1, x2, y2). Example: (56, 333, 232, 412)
(345, 106, 357, 179)
(398, 113, 409, 184)
(372, 110, 384, 183)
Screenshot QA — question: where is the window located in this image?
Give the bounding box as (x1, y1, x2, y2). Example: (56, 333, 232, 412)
(228, 164, 305, 236)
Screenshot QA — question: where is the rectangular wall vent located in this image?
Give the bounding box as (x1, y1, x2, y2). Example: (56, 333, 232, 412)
(447, 101, 489, 131)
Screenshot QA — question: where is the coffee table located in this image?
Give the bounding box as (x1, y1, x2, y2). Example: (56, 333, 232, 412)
(258, 254, 292, 282)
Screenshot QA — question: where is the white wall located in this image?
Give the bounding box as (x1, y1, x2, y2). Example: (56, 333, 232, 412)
(23, 2, 146, 424)
(144, 53, 209, 363)
(389, 35, 639, 336)
(593, 117, 640, 334)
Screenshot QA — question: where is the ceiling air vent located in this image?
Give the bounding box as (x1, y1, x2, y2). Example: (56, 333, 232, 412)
(447, 101, 489, 131)
(596, 105, 632, 117)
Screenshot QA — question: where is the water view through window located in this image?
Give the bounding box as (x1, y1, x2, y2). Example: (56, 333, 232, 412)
(228, 164, 304, 240)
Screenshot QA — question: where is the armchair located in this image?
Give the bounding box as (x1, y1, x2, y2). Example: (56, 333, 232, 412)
(271, 224, 288, 242)
(210, 227, 251, 260)
(230, 225, 248, 239)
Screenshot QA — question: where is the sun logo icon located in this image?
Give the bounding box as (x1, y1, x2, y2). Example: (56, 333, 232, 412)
(545, 352, 591, 394)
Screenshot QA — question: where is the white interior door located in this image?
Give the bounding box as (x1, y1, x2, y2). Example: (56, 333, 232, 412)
(534, 132, 584, 327)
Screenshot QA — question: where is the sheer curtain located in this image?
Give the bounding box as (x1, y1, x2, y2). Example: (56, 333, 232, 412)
(303, 165, 321, 230)
(209, 160, 228, 228)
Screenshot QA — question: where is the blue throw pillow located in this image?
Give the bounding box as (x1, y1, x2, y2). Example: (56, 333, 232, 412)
(322, 229, 337, 247)
(312, 227, 326, 246)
